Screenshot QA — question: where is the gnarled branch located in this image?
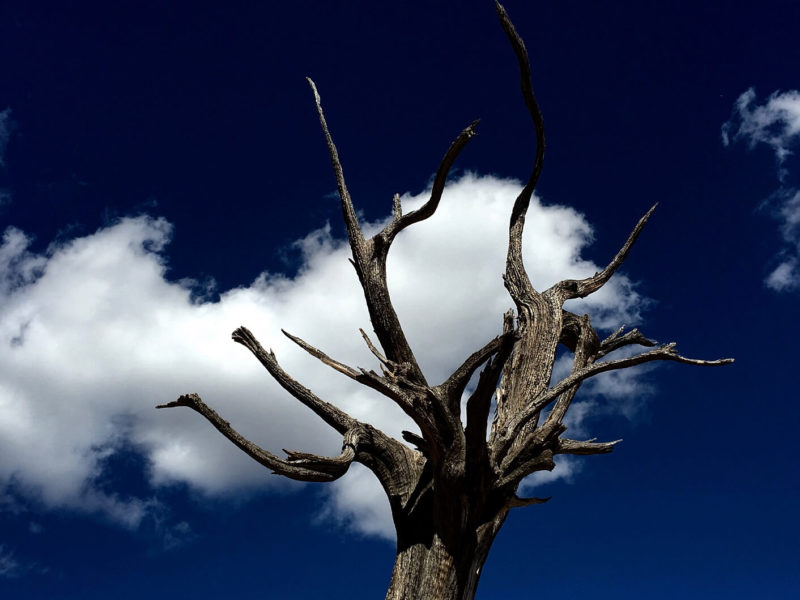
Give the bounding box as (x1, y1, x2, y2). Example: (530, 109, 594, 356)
(279, 328, 441, 442)
(157, 393, 358, 482)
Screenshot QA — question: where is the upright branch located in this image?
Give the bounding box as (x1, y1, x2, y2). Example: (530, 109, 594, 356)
(306, 78, 364, 252)
(497, 0, 546, 303)
(161, 5, 734, 600)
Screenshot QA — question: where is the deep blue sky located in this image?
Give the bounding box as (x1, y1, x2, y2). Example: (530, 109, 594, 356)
(1, 1, 798, 598)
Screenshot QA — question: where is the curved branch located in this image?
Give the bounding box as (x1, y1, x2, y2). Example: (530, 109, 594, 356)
(544, 313, 596, 427)
(156, 394, 357, 482)
(383, 119, 480, 241)
(550, 204, 657, 301)
(497, 1, 546, 301)
(306, 78, 365, 253)
(496, 449, 555, 489)
(465, 310, 516, 468)
(231, 326, 355, 435)
(439, 329, 515, 403)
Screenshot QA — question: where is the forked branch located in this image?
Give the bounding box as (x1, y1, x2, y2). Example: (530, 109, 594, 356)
(384, 120, 480, 242)
(156, 393, 358, 482)
(280, 328, 437, 437)
(439, 329, 516, 403)
(232, 326, 355, 434)
(505, 342, 734, 444)
(597, 326, 656, 359)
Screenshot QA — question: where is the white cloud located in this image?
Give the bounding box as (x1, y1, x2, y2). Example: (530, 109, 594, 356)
(763, 188, 800, 291)
(319, 464, 394, 540)
(765, 257, 798, 291)
(722, 88, 800, 168)
(723, 89, 800, 291)
(0, 173, 649, 539)
(519, 456, 581, 494)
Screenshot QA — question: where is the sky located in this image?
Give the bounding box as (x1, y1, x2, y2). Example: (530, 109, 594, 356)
(0, 0, 798, 598)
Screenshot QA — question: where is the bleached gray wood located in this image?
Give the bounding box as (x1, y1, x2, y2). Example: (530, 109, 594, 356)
(159, 3, 733, 598)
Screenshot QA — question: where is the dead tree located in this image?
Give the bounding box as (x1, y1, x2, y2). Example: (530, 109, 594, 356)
(158, 3, 732, 599)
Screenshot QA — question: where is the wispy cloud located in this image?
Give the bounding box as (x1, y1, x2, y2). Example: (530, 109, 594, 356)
(722, 88, 800, 172)
(0, 108, 11, 168)
(723, 88, 800, 291)
(0, 173, 650, 539)
(0, 546, 21, 578)
(0, 109, 12, 206)
(0, 544, 44, 579)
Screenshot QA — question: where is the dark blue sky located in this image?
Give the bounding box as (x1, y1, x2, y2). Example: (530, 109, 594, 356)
(1, 1, 798, 598)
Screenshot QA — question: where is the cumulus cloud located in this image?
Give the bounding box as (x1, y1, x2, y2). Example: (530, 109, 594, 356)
(0, 173, 649, 539)
(723, 89, 800, 291)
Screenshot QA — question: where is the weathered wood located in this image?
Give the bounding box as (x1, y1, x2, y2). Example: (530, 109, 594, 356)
(160, 3, 733, 598)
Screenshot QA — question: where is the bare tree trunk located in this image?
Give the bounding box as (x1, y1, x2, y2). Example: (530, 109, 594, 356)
(160, 3, 733, 598)
(386, 508, 506, 600)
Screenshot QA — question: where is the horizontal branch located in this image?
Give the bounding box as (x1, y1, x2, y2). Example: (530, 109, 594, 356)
(505, 342, 734, 446)
(557, 437, 621, 456)
(506, 494, 551, 509)
(549, 204, 657, 301)
(156, 394, 357, 482)
(231, 326, 355, 435)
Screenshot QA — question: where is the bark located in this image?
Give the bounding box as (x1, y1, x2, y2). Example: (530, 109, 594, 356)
(160, 3, 733, 599)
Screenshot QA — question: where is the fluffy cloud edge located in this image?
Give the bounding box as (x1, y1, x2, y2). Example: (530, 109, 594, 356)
(723, 88, 800, 291)
(0, 173, 652, 541)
